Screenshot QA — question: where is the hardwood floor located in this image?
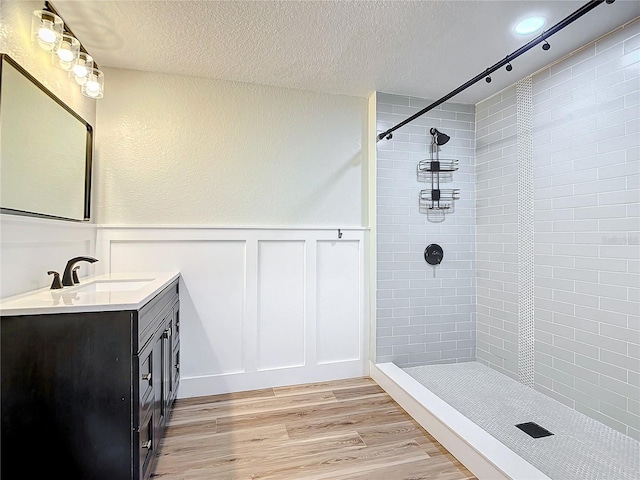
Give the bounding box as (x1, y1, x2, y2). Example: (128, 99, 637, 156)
(151, 377, 477, 480)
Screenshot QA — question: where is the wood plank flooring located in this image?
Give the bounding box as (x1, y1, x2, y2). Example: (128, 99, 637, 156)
(151, 377, 477, 480)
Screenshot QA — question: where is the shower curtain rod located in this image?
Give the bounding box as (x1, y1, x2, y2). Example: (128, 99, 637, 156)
(377, 0, 616, 142)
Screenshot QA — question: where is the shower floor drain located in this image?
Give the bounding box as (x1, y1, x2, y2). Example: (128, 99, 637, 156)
(516, 422, 554, 438)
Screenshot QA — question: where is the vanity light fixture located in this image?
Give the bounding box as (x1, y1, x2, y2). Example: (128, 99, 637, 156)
(31, 2, 104, 99)
(55, 33, 80, 70)
(72, 52, 93, 85)
(81, 67, 104, 99)
(31, 9, 63, 51)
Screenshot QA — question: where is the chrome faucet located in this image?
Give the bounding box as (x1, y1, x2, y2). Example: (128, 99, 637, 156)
(62, 256, 98, 286)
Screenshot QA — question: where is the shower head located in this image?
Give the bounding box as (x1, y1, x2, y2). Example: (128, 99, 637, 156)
(430, 128, 450, 146)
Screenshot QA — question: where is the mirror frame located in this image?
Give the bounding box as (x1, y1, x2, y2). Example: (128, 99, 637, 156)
(0, 53, 93, 222)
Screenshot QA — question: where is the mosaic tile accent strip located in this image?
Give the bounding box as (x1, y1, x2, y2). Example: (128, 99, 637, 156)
(516, 77, 534, 388)
(404, 362, 640, 480)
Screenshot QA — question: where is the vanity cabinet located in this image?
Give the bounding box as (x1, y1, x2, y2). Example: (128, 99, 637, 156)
(0, 278, 180, 480)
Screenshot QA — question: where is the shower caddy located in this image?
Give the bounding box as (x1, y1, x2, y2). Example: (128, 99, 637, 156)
(417, 128, 459, 211)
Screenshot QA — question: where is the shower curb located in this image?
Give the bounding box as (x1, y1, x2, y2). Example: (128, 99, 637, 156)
(370, 362, 550, 480)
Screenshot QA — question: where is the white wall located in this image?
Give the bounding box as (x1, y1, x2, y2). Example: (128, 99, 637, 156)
(94, 67, 368, 226)
(0, 0, 97, 297)
(0, 216, 96, 297)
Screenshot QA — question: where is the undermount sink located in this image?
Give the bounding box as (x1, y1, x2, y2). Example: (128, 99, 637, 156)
(73, 279, 153, 293)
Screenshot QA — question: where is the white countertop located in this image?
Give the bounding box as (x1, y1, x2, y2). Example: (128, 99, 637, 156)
(0, 271, 180, 316)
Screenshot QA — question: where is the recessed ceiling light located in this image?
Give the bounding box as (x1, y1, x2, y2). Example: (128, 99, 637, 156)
(514, 17, 546, 35)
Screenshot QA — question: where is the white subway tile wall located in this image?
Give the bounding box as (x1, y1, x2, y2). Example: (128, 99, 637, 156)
(531, 21, 640, 439)
(476, 20, 639, 439)
(476, 85, 521, 379)
(376, 94, 477, 367)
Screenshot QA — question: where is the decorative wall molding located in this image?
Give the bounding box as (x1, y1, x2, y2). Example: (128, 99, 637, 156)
(98, 224, 369, 231)
(96, 226, 369, 397)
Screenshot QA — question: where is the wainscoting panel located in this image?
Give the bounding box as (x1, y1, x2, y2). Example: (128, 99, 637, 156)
(109, 240, 247, 377)
(257, 240, 306, 371)
(316, 240, 362, 364)
(97, 226, 368, 397)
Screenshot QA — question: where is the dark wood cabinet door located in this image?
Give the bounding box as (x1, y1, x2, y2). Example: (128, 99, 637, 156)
(1, 311, 133, 479)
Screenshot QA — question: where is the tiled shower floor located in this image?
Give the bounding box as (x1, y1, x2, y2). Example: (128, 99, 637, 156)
(403, 361, 640, 480)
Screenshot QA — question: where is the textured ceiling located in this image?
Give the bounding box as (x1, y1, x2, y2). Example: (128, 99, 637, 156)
(54, 0, 639, 104)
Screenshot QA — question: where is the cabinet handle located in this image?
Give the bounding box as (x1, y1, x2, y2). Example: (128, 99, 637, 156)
(142, 373, 152, 382)
(142, 440, 152, 450)
(163, 327, 172, 339)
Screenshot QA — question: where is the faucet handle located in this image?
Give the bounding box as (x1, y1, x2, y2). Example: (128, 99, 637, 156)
(48, 271, 63, 290)
(72, 266, 81, 284)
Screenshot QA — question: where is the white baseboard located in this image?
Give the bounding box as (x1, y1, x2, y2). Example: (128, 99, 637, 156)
(179, 360, 367, 398)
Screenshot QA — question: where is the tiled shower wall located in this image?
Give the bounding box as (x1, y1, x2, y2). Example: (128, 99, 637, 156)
(532, 22, 639, 439)
(475, 85, 520, 379)
(376, 94, 476, 367)
(476, 21, 640, 439)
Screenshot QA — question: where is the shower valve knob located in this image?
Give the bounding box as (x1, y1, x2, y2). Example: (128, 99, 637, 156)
(424, 244, 443, 265)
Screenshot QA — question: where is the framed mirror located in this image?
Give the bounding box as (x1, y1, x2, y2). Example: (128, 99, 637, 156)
(0, 54, 93, 221)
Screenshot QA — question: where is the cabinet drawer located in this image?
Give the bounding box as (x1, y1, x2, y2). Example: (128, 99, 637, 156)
(138, 281, 179, 351)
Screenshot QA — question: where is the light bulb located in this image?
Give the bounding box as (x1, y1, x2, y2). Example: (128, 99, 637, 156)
(38, 24, 57, 50)
(73, 64, 88, 78)
(85, 77, 102, 98)
(73, 53, 93, 85)
(85, 88, 101, 98)
(81, 67, 104, 99)
(57, 42, 74, 62)
(73, 64, 88, 77)
(86, 79, 100, 92)
(38, 26, 56, 43)
(53, 34, 79, 71)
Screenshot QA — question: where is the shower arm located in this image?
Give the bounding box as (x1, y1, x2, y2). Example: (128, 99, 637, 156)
(377, 0, 615, 142)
